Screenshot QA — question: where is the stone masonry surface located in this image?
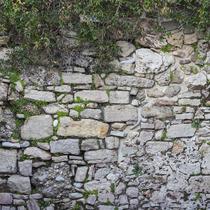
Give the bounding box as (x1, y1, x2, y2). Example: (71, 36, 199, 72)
(0, 19, 210, 210)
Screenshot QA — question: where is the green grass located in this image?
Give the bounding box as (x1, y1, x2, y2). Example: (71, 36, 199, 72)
(83, 190, 98, 199)
(161, 130, 167, 140)
(160, 44, 173, 53)
(192, 119, 201, 129)
(132, 163, 143, 176)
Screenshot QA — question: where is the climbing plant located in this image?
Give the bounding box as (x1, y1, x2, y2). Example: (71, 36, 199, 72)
(0, 0, 209, 68)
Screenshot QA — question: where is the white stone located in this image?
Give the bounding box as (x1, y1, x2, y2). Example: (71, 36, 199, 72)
(145, 142, 173, 154)
(43, 103, 68, 114)
(21, 115, 53, 140)
(116, 41, 136, 57)
(75, 166, 88, 182)
(135, 48, 174, 74)
(0, 82, 8, 101)
(24, 90, 56, 102)
(167, 124, 196, 138)
(187, 72, 207, 88)
(50, 139, 80, 155)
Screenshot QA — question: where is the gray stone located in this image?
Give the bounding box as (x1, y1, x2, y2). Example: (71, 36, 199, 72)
(57, 117, 109, 139)
(167, 124, 196, 138)
(75, 90, 108, 103)
(8, 175, 31, 194)
(21, 115, 53, 140)
(98, 192, 114, 203)
(165, 85, 181, 97)
(109, 91, 129, 104)
(146, 87, 164, 98)
(84, 180, 111, 191)
(80, 109, 102, 120)
(62, 73, 92, 84)
(81, 139, 99, 151)
(104, 105, 137, 122)
(54, 85, 71, 93)
(0, 48, 12, 60)
(18, 160, 32, 176)
(0, 82, 8, 101)
(188, 176, 210, 193)
(24, 147, 51, 160)
(126, 187, 138, 198)
(142, 106, 173, 119)
(105, 73, 154, 88)
(86, 195, 97, 205)
(0, 149, 17, 173)
(178, 99, 201, 106)
(75, 166, 88, 182)
(135, 48, 174, 74)
(187, 72, 207, 88)
(105, 137, 119, 149)
(24, 90, 56, 102)
(50, 139, 80, 155)
(116, 41, 136, 57)
(84, 149, 117, 163)
(199, 144, 210, 174)
(27, 199, 40, 210)
(43, 103, 68, 114)
(0, 193, 13, 205)
(2, 142, 21, 148)
(145, 142, 173, 154)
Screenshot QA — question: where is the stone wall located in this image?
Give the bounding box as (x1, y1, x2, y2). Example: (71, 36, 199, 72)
(0, 21, 210, 210)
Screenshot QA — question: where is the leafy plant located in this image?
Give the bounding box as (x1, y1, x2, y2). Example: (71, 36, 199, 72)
(192, 119, 201, 129)
(132, 163, 143, 176)
(161, 130, 167, 140)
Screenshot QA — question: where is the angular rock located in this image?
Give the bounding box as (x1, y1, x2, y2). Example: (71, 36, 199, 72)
(0, 82, 8, 101)
(187, 72, 207, 88)
(142, 106, 173, 119)
(135, 48, 174, 74)
(105, 73, 154, 88)
(57, 117, 109, 138)
(146, 142, 173, 154)
(50, 139, 80, 155)
(0, 149, 17, 173)
(105, 137, 119, 149)
(18, 160, 32, 176)
(109, 91, 129, 104)
(178, 99, 201, 106)
(24, 90, 56, 102)
(166, 31, 183, 47)
(75, 90, 108, 103)
(75, 166, 88, 182)
(24, 147, 51, 160)
(116, 41, 136, 57)
(164, 85, 181, 97)
(62, 73, 92, 84)
(84, 149, 117, 163)
(104, 105, 137, 122)
(8, 175, 31, 194)
(199, 144, 210, 174)
(80, 109, 102, 120)
(43, 103, 68, 114)
(81, 139, 99, 151)
(21, 115, 53, 140)
(126, 187, 139, 198)
(167, 124, 196, 138)
(84, 180, 111, 191)
(27, 199, 40, 210)
(0, 193, 13, 205)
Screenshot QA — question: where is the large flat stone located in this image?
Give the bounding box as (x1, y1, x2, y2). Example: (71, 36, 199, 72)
(84, 180, 111, 191)
(57, 117, 109, 138)
(135, 48, 174, 74)
(105, 73, 154, 88)
(199, 144, 210, 174)
(84, 149, 117, 163)
(62, 73, 92, 84)
(8, 175, 31, 194)
(142, 106, 173, 119)
(167, 124, 196, 138)
(146, 142, 173, 154)
(21, 115, 53, 140)
(104, 105, 137, 122)
(24, 147, 51, 160)
(24, 90, 56, 102)
(0, 149, 17, 173)
(50, 139, 80, 155)
(75, 90, 108, 103)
